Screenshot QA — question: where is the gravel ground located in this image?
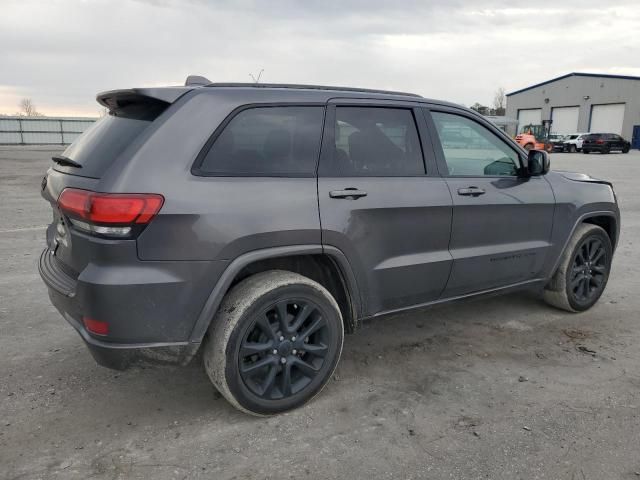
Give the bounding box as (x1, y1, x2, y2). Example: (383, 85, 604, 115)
(1, 146, 639, 480)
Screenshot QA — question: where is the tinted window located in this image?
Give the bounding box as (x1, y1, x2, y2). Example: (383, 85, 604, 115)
(328, 107, 424, 176)
(55, 112, 156, 178)
(431, 112, 519, 176)
(199, 106, 324, 176)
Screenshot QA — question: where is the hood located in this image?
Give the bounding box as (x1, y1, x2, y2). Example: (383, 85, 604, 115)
(556, 170, 612, 186)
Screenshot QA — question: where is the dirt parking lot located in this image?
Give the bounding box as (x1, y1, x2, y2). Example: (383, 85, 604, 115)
(1, 146, 639, 480)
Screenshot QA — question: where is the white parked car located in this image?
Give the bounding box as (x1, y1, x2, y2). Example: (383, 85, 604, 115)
(563, 133, 589, 153)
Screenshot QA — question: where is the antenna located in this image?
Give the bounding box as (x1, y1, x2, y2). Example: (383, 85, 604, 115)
(249, 69, 264, 84)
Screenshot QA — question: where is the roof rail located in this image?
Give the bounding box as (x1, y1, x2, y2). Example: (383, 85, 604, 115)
(204, 82, 422, 98)
(185, 75, 212, 86)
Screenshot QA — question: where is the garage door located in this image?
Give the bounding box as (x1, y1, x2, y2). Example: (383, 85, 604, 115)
(517, 109, 542, 133)
(551, 106, 579, 134)
(590, 103, 625, 135)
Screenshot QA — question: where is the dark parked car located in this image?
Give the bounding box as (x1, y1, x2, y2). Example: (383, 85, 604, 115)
(582, 133, 631, 154)
(39, 78, 620, 415)
(548, 133, 567, 152)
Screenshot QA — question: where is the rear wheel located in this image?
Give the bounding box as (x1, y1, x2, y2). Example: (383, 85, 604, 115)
(582, 149, 590, 154)
(622, 145, 630, 153)
(543, 224, 612, 312)
(203, 270, 344, 416)
(602, 145, 610, 154)
(524, 143, 534, 151)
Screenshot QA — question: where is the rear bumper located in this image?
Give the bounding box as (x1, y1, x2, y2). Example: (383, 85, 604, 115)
(583, 145, 605, 152)
(38, 248, 210, 369)
(57, 306, 198, 370)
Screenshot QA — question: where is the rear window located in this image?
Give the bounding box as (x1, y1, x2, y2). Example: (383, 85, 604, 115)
(53, 101, 166, 178)
(197, 106, 325, 176)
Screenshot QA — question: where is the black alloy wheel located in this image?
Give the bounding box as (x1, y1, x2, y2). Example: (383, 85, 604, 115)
(203, 270, 344, 415)
(568, 235, 609, 307)
(238, 299, 330, 400)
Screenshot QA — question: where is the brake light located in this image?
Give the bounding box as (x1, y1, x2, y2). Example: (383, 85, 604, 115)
(58, 188, 164, 237)
(596, 139, 605, 144)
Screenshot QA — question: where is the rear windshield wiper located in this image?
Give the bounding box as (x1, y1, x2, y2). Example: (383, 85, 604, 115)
(52, 155, 82, 168)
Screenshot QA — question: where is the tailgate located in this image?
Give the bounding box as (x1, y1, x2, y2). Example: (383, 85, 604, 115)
(41, 169, 101, 277)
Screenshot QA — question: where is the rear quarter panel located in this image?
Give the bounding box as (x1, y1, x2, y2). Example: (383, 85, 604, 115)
(99, 89, 324, 261)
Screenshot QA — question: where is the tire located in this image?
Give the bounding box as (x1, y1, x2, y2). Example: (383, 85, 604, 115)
(524, 143, 534, 151)
(582, 149, 589, 154)
(570, 144, 577, 153)
(543, 224, 612, 312)
(602, 145, 610, 154)
(203, 270, 344, 416)
(622, 145, 630, 153)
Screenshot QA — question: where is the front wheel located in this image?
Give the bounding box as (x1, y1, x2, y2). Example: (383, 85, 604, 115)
(570, 144, 577, 153)
(203, 270, 344, 416)
(524, 143, 534, 151)
(622, 145, 630, 153)
(543, 224, 612, 312)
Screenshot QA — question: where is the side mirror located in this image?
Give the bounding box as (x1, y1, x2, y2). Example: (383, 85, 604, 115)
(526, 149, 550, 176)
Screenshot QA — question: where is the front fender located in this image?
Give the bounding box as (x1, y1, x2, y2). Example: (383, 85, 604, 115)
(542, 171, 620, 278)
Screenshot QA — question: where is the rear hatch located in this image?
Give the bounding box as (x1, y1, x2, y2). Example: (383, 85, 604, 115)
(40, 89, 184, 279)
(582, 134, 601, 146)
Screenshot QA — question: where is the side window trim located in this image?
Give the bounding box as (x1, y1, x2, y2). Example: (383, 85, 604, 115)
(191, 102, 327, 178)
(422, 106, 525, 178)
(318, 104, 427, 177)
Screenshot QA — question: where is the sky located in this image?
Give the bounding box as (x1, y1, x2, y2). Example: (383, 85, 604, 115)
(1, 0, 639, 117)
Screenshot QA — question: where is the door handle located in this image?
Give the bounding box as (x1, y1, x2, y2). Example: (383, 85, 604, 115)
(457, 186, 486, 197)
(329, 188, 368, 200)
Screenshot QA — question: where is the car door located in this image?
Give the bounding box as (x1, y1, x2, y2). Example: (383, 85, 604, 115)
(424, 107, 555, 297)
(318, 100, 453, 315)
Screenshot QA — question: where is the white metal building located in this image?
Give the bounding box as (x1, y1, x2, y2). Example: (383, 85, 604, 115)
(505, 73, 640, 147)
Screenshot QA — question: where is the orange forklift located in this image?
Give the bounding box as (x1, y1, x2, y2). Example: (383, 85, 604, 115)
(515, 120, 553, 152)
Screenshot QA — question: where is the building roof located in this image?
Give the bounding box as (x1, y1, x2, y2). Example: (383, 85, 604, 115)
(506, 72, 640, 97)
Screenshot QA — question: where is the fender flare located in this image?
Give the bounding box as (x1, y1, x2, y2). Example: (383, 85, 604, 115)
(548, 210, 618, 278)
(188, 244, 362, 343)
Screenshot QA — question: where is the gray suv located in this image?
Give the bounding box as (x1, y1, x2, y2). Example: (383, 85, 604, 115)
(39, 78, 620, 415)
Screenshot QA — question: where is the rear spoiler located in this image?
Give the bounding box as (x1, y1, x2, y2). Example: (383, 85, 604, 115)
(96, 87, 193, 112)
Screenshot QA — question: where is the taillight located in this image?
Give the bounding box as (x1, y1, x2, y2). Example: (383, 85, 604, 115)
(57, 188, 164, 238)
(596, 139, 605, 144)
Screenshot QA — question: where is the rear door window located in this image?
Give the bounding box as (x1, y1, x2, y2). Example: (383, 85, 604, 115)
(197, 106, 325, 176)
